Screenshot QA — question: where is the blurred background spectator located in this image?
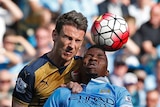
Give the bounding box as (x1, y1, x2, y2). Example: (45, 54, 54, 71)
(12, 0, 57, 40)
(156, 58, 160, 92)
(128, 0, 153, 28)
(34, 26, 53, 57)
(124, 15, 141, 56)
(123, 72, 140, 107)
(0, 28, 36, 73)
(134, 69, 147, 107)
(0, 0, 23, 47)
(0, 94, 12, 107)
(138, 3, 160, 75)
(146, 89, 160, 107)
(98, 0, 130, 17)
(0, 69, 13, 98)
(109, 54, 129, 87)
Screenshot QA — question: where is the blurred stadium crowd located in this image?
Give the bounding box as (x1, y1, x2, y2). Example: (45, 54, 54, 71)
(0, 0, 160, 107)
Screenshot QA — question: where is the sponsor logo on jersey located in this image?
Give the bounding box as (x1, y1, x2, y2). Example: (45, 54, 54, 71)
(69, 94, 115, 106)
(40, 80, 48, 85)
(24, 70, 30, 78)
(100, 89, 111, 94)
(125, 95, 132, 102)
(16, 77, 27, 93)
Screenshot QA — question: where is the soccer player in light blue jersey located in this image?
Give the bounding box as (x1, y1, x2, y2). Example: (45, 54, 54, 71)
(44, 45, 133, 107)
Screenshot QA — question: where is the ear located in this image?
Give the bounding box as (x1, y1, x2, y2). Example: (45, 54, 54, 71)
(52, 29, 57, 41)
(105, 70, 109, 77)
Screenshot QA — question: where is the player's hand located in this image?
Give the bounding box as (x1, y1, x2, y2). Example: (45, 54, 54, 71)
(61, 81, 83, 93)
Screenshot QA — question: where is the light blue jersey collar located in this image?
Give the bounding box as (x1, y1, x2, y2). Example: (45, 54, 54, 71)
(91, 76, 110, 83)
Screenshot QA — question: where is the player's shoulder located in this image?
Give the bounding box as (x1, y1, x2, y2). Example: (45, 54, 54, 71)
(15, 54, 50, 81)
(110, 85, 133, 106)
(112, 84, 129, 93)
(111, 84, 132, 99)
(22, 54, 50, 74)
(28, 54, 49, 69)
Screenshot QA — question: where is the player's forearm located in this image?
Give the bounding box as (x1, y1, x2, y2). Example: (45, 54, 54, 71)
(1, 0, 23, 21)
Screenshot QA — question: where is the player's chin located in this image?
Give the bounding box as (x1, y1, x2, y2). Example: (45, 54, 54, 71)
(62, 54, 74, 61)
(86, 72, 98, 79)
(86, 69, 98, 75)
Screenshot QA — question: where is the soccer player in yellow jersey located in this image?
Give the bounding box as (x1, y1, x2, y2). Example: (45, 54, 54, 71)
(12, 10, 88, 107)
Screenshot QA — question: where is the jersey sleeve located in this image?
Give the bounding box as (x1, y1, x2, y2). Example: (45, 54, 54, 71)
(116, 87, 133, 107)
(12, 66, 35, 104)
(44, 87, 71, 107)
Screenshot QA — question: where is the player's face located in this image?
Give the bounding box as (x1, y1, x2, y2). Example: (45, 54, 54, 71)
(82, 48, 108, 78)
(53, 25, 85, 61)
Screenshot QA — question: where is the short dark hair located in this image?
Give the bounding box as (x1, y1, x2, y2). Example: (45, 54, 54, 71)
(55, 10, 88, 34)
(88, 45, 106, 52)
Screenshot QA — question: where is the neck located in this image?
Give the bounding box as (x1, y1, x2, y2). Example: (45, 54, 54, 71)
(47, 51, 72, 68)
(80, 73, 98, 84)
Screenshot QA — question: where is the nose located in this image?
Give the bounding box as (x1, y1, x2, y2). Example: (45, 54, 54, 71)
(68, 40, 75, 50)
(90, 55, 98, 61)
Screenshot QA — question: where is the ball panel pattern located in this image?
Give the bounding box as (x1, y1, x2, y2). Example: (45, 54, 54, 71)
(91, 13, 129, 51)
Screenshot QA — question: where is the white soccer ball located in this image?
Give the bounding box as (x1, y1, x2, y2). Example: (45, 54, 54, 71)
(91, 13, 129, 51)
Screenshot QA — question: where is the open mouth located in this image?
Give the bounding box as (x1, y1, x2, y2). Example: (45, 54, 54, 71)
(65, 51, 72, 55)
(64, 49, 73, 56)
